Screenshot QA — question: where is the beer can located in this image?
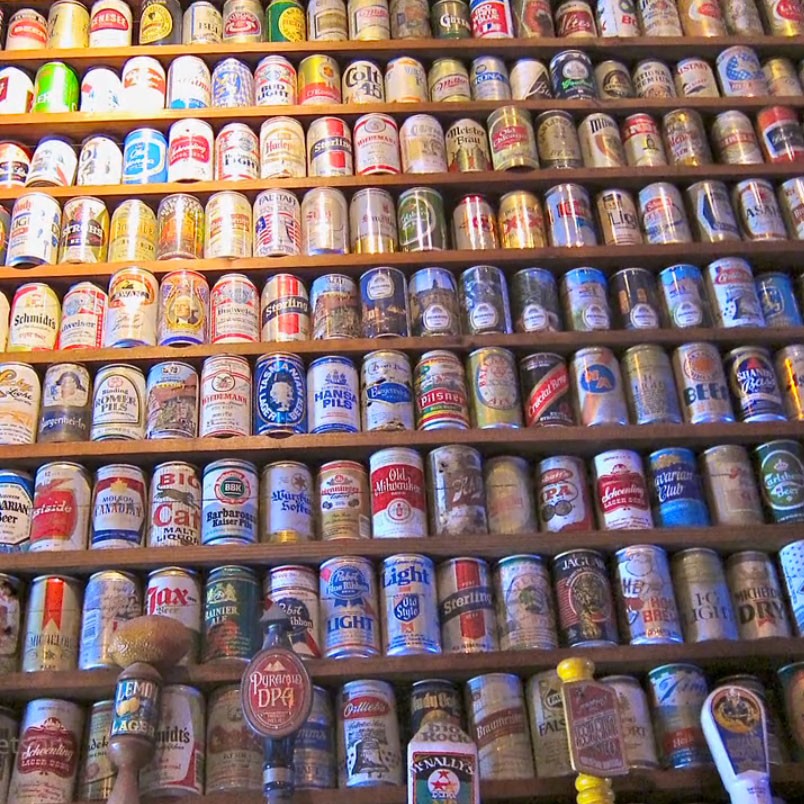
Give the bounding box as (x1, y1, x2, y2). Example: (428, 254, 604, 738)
(121, 56, 166, 111)
(254, 353, 307, 435)
(469, 0, 514, 35)
(725, 345, 786, 422)
(595, 188, 642, 246)
(445, 118, 492, 172)
(469, 56, 511, 100)
(756, 105, 804, 163)
(105, 267, 158, 347)
(369, 447, 427, 538)
(210, 274, 260, 344)
(511, 268, 560, 332)
(399, 115, 447, 174)
(467, 347, 522, 429)
(349, 187, 398, 253)
(552, 549, 618, 646)
(353, 113, 400, 175)
(727, 550, 792, 638)
(30, 462, 91, 552)
(721, 0, 764, 32)
(452, 194, 498, 251)
(437, 557, 497, 652)
(58, 281, 106, 350)
(494, 555, 557, 650)
(498, 190, 547, 249)
(678, 0, 726, 34)
(260, 461, 314, 542)
(622, 344, 682, 425)
(26, 136, 77, 189)
(0, 363, 39, 446)
(78, 569, 142, 669)
(545, 183, 598, 247)
(267, 0, 305, 43)
(700, 443, 764, 526)
(157, 269, 209, 346)
(342, 59, 384, 103)
(167, 117, 214, 182)
(307, 116, 353, 178)
(705, 257, 765, 328)
(145, 567, 202, 663)
(360, 266, 409, 337)
(779, 540, 804, 635)
(385, 56, 427, 103)
(148, 461, 202, 547)
(58, 195, 109, 264)
(254, 54, 297, 105)
(22, 575, 83, 671)
(317, 460, 371, 541)
(7, 282, 60, 351)
(712, 110, 764, 165)
(122, 127, 168, 184)
(90, 464, 148, 549)
(601, 676, 659, 770)
(212, 57, 254, 107)
(519, 352, 574, 427)
(458, 264, 511, 334)
(716, 45, 768, 96)
(555, 0, 597, 35)
(338, 680, 401, 786)
(594, 59, 636, 98)
(764, 56, 803, 96)
(33, 60, 80, 113)
(638, 182, 693, 244)
(265, 565, 321, 657)
(484, 455, 536, 535)
(361, 349, 414, 432)
(733, 178, 788, 241)
(671, 548, 738, 642)
(298, 54, 341, 104)
(0, 573, 21, 672)
(202, 565, 261, 661)
(560, 267, 609, 332)
(428, 58, 471, 102)
(183, 0, 223, 43)
(621, 113, 668, 167)
(776, 344, 804, 420)
(310, 273, 360, 339)
(526, 670, 573, 778)
(572, 346, 628, 426)
(38, 362, 92, 443)
(108, 199, 156, 262)
(658, 264, 712, 329)
(261, 118, 305, 179)
(0, 470, 33, 553)
(427, 445, 488, 537)
(206, 190, 253, 258)
(611, 267, 661, 329)
(214, 123, 259, 181)
(308, 0, 348, 39)
(647, 663, 711, 768)
(465, 674, 534, 779)
(201, 459, 258, 545)
(536, 455, 594, 532)
(578, 112, 626, 168)
(141, 685, 205, 798)
(166, 55, 211, 109)
(687, 179, 743, 244)
(321, 556, 380, 657)
(398, 187, 448, 252)
(632, 59, 676, 97)
(535, 110, 582, 168)
(79, 66, 122, 113)
(76, 699, 116, 799)
(200, 354, 252, 438)
(7, 193, 60, 267)
(8, 699, 83, 803)
(593, 449, 653, 529)
(389, 0, 431, 36)
(432, 0, 472, 35)
(487, 105, 538, 170)
(755, 440, 804, 523)
(673, 342, 734, 424)
(307, 355, 360, 434)
(779, 177, 804, 240)
(222, 0, 264, 40)
(0, 141, 31, 187)
(261, 273, 311, 342)
(0, 66, 33, 114)
(779, 661, 804, 758)
(380, 554, 440, 655)
(90, 364, 146, 441)
(157, 194, 204, 260)
(549, 49, 595, 99)
(408, 267, 461, 337)
(6, 9, 47, 50)
(302, 187, 349, 255)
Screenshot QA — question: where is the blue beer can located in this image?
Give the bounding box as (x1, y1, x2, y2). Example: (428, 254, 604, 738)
(560, 267, 610, 331)
(755, 272, 803, 327)
(0, 469, 33, 552)
(648, 447, 710, 527)
(122, 128, 168, 184)
(549, 50, 596, 99)
(725, 345, 786, 422)
(201, 459, 259, 545)
(254, 352, 307, 435)
(211, 58, 255, 108)
(380, 554, 441, 656)
(658, 264, 713, 329)
(359, 266, 410, 338)
(778, 540, 804, 636)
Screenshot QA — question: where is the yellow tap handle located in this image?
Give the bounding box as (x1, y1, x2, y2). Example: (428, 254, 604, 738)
(557, 658, 617, 804)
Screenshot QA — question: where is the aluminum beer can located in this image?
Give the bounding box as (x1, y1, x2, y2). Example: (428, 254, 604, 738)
(779, 540, 804, 635)
(408, 267, 460, 336)
(0, 470, 33, 552)
(6, 9, 47, 50)
(445, 118, 492, 172)
(80, 66, 122, 113)
(122, 128, 168, 184)
(255, 54, 297, 105)
(0, 574, 21, 672)
(555, 0, 597, 35)
(76, 699, 116, 799)
(484, 455, 536, 535)
(560, 268, 610, 332)
(260, 118, 305, 179)
(349, 187, 398, 253)
(338, 680, 401, 786)
(201, 460, 258, 545)
(144, 360, 199, 439)
(686, 180, 740, 243)
(779, 176, 804, 239)
(58, 281, 106, 350)
(599, 677, 659, 772)
(674, 58, 720, 97)
(700, 444, 764, 525)
(206, 190, 253, 258)
(452, 194, 498, 251)
(428, 59, 471, 102)
(260, 461, 314, 542)
(317, 460, 371, 540)
(342, 59, 384, 103)
(148, 461, 202, 547)
(302, 187, 349, 255)
(459, 264, 512, 334)
(7, 193, 60, 266)
(647, 663, 710, 768)
(579, 112, 626, 167)
(536, 455, 594, 532)
(369, 447, 427, 538)
(385, 56, 428, 103)
(199, 354, 251, 438)
(166, 55, 211, 109)
(658, 264, 712, 328)
(156, 194, 204, 260)
(414, 349, 470, 430)
(105, 267, 158, 347)
(593, 449, 654, 529)
(725, 345, 786, 422)
(202, 565, 261, 661)
(525, 670, 572, 778)
(595, 189, 642, 246)
(157, 269, 209, 346)
(22, 574, 82, 671)
(648, 447, 710, 527)
(30, 462, 91, 552)
(545, 183, 598, 247)
(621, 113, 668, 167)
(432, 0, 472, 35)
(469, 0, 515, 35)
(552, 549, 618, 646)
(498, 190, 547, 249)
(380, 554, 440, 655)
(254, 352, 307, 435)
(7, 282, 60, 351)
(26, 137, 77, 188)
(711, 110, 763, 165)
(622, 344, 682, 425)
(307, 116, 353, 178)
(427, 445, 488, 537)
(638, 182, 692, 244)
(571, 346, 629, 426)
(776, 344, 804, 420)
(298, 54, 341, 104)
(595, 59, 636, 98)
(212, 58, 254, 107)
(494, 555, 557, 650)
(90, 364, 146, 441)
(757, 105, 804, 163)
(755, 439, 804, 523)
(293, 686, 335, 788)
(0, 66, 34, 114)
(167, 118, 214, 182)
(673, 342, 734, 424)
(549, 49, 595, 99)
(108, 199, 156, 262)
(265, 565, 322, 657)
(261, 274, 310, 342)
(705, 257, 765, 328)
(38, 362, 92, 443)
(610, 267, 660, 328)
(307, 355, 360, 434)
(223, 0, 264, 40)
(214, 124, 259, 181)
(469, 56, 511, 100)
(89, 464, 147, 550)
(145, 567, 201, 663)
(398, 187, 448, 252)
(437, 557, 497, 652)
(487, 105, 538, 170)
(353, 113, 401, 175)
(79, 570, 142, 669)
(511, 268, 560, 332)
(360, 266, 409, 337)
(361, 349, 414, 431)
(519, 352, 574, 427)
(0, 141, 31, 187)
(614, 544, 683, 644)
(662, 109, 712, 166)
(121, 56, 166, 111)
(716, 46, 767, 96)
(632, 59, 675, 97)
(465, 674, 534, 779)
(734, 178, 788, 241)
(210, 274, 259, 344)
(310, 271, 361, 338)
(320, 556, 380, 657)
(727, 550, 792, 639)
(671, 548, 738, 642)
(467, 347, 522, 429)
(183, 1, 223, 43)
(399, 116, 448, 175)
(0, 363, 39, 446)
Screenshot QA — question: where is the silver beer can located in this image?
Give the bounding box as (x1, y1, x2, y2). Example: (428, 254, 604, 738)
(601, 675, 659, 769)
(525, 669, 573, 777)
(700, 444, 764, 526)
(726, 550, 792, 640)
(437, 557, 497, 653)
(483, 455, 537, 535)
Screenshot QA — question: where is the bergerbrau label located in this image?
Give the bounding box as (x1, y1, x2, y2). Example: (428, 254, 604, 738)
(410, 750, 477, 803)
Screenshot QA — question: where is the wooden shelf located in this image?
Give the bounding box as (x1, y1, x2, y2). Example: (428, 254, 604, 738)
(4, 327, 801, 369)
(0, 422, 801, 469)
(3, 35, 804, 71)
(0, 241, 799, 288)
(0, 164, 798, 205)
(3, 525, 803, 578)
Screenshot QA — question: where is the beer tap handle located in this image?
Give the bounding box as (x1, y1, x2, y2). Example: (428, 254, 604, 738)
(107, 762, 141, 804)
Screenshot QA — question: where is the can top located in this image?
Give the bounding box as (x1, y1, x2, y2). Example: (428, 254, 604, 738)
(671, 547, 719, 561)
(0, 573, 22, 587)
(598, 674, 640, 685)
(614, 544, 667, 560)
(465, 672, 521, 688)
(148, 566, 200, 578)
(438, 556, 489, 570)
(495, 554, 545, 567)
(204, 458, 258, 473)
(553, 548, 604, 563)
(725, 550, 770, 564)
(647, 662, 705, 679)
(31, 573, 81, 585)
(88, 569, 139, 584)
(363, 349, 411, 364)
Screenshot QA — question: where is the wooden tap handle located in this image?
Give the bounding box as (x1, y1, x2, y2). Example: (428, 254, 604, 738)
(107, 762, 141, 804)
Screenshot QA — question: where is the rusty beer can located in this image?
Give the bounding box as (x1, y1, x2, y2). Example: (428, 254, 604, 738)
(484, 455, 537, 535)
(428, 445, 488, 537)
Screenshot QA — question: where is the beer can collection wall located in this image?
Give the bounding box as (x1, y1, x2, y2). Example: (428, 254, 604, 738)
(2, 0, 804, 799)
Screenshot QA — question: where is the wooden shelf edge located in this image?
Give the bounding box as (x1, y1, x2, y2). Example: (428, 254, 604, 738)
(3, 525, 803, 577)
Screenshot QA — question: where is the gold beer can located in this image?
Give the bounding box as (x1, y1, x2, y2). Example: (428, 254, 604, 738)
(497, 190, 547, 248)
(108, 199, 157, 262)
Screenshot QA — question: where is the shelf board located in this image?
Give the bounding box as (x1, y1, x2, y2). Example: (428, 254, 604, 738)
(5, 34, 804, 71)
(3, 525, 803, 578)
(5, 638, 804, 703)
(3, 327, 801, 368)
(2, 97, 803, 141)
(0, 422, 801, 469)
(0, 241, 799, 287)
(0, 164, 797, 205)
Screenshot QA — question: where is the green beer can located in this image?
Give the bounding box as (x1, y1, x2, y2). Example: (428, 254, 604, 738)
(32, 61, 79, 113)
(397, 187, 449, 252)
(266, 0, 306, 41)
(754, 439, 804, 523)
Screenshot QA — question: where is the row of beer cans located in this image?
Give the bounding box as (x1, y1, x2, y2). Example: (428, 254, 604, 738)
(1, 438, 802, 557)
(3, 661, 802, 802)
